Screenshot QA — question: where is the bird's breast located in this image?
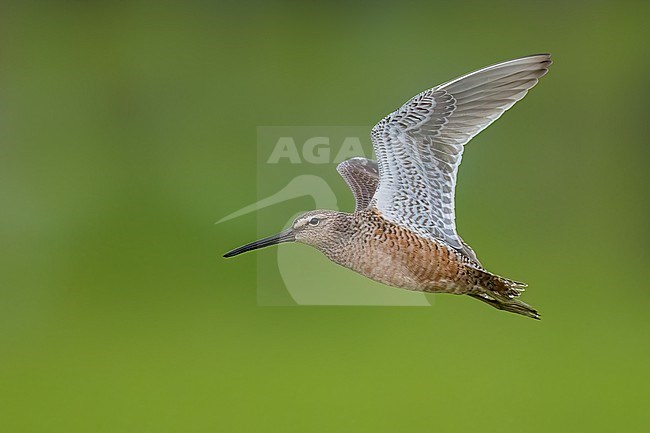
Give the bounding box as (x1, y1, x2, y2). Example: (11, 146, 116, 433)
(326, 211, 468, 293)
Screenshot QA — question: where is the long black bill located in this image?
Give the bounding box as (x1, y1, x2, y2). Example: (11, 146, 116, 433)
(223, 229, 295, 258)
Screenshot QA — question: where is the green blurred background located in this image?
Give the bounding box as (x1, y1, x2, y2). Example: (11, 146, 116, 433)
(1, 0, 649, 432)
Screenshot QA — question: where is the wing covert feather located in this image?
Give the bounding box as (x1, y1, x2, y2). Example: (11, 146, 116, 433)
(370, 54, 551, 264)
(337, 157, 379, 211)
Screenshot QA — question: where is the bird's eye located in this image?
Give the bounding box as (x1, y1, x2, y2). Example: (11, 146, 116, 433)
(308, 217, 320, 226)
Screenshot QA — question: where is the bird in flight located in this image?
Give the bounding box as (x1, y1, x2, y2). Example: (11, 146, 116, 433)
(224, 54, 551, 319)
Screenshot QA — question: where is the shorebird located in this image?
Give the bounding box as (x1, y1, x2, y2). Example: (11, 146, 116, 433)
(224, 54, 551, 319)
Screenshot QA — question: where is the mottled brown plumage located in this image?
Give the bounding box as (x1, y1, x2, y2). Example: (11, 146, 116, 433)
(285, 208, 535, 318)
(224, 54, 551, 319)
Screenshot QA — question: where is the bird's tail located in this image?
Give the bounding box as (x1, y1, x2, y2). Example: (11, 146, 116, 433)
(470, 292, 540, 320)
(468, 269, 540, 319)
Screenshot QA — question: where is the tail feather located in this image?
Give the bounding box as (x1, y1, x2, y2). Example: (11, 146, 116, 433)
(492, 275, 527, 298)
(468, 267, 527, 298)
(465, 268, 539, 319)
(470, 292, 540, 320)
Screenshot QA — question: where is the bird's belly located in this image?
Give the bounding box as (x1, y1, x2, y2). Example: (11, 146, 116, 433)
(334, 233, 469, 294)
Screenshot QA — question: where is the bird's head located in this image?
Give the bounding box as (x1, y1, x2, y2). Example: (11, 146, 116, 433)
(223, 210, 347, 258)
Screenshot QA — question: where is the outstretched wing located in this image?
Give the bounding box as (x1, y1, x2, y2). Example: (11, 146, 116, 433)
(337, 157, 379, 211)
(370, 54, 551, 264)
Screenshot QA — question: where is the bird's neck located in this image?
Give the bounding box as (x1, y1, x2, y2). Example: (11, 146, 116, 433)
(316, 211, 369, 263)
